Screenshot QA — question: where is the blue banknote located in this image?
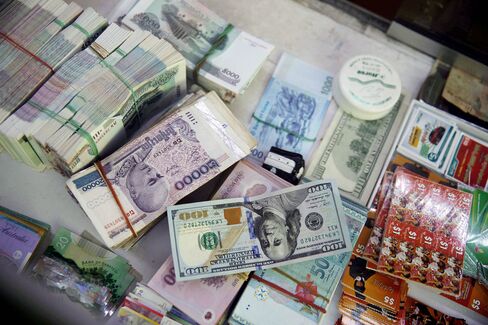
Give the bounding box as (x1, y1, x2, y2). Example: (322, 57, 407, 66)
(249, 53, 333, 163)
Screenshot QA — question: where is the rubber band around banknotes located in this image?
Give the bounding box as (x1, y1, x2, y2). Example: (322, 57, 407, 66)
(0, 32, 54, 72)
(251, 114, 317, 142)
(28, 101, 99, 158)
(95, 161, 138, 239)
(251, 273, 327, 313)
(71, 22, 91, 37)
(100, 60, 142, 123)
(53, 18, 66, 28)
(192, 24, 234, 83)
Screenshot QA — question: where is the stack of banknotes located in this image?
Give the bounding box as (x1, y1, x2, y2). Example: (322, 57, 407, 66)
(122, 0, 274, 103)
(165, 159, 366, 323)
(32, 228, 136, 316)
(0, 206, 50, 273)
(148, 256, 248, 325)
(0, 20, 186, 175)
(305, 93, 408, 207)
(67, 91, 256, 249)
(0, 0, 106, 124)
(249, 53, 334, 164)
(117, 282, 201, 325)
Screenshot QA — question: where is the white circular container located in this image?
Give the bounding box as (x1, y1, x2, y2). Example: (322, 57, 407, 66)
(333, 55, 402, 120)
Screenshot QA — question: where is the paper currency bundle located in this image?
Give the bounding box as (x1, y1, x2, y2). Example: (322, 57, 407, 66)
(116, 282, 197, 325)
(306, 94, 408, 206)
(0, 22, 187, 175)
(123, 0, 274, 103)
(67, 91, 256, 249)
(0, 0, 107, 124)
(248, 53, 334, 164)
(148, 256, 247, 325)
(32, 227, 136, 316)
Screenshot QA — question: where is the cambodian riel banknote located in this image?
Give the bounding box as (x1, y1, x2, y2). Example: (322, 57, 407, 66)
(306, 95, 407, 206)
(212, 159, 291, 200)
(148, 256, 247, 324)
(228, 198, 367, 324)
(122, 0, 273, 102)
(66, 92, 256, 249)
(167, 180, 352, 281)
(249, 53, 333, 163)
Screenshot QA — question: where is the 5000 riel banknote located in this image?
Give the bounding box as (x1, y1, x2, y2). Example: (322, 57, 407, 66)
(167, 180, 352, 281)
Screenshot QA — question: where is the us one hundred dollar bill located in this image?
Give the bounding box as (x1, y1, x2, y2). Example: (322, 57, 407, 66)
(167, 180, 352, 281)
(306, 95, 407, 206)
(66, 92, 256, 249)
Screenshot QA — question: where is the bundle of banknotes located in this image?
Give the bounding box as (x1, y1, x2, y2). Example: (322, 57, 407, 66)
(0, 206, 50, 273)
(248, 53, 334, 164)
(148, 256, 248, 325)
(116, 282, 198, 325)
(122, 0, 274, 103)
(0, 20, 187, 175)
(67, 91, 256, 249)
(0, 1, 106, 124)
(32, 227, 136, 315)
(306, 93, 408, 207)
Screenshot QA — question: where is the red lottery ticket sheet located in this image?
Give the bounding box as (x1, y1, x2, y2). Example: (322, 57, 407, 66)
(377, 172, 472, 296)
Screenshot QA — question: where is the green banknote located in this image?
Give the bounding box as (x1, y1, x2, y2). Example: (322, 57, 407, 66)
(44, 227, 135, 304)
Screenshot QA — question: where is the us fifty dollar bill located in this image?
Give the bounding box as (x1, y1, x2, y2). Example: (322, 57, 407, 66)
(167, 180, 352, 281)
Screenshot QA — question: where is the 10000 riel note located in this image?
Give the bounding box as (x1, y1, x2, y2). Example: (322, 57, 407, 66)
(167, 180, 352, 281)
(306, 95, 407, 206)
(67, 92, 255, 248)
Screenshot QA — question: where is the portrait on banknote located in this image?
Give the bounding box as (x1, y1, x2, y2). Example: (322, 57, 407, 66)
(245, 189, 308, 261)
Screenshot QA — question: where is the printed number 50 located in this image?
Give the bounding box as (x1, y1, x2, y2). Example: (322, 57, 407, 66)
(310, 258, 330, 279)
